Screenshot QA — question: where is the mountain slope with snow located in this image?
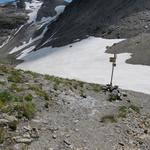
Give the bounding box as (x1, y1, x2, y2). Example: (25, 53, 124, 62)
(0, 0, 150, 95)
(37, 0, 150, 48)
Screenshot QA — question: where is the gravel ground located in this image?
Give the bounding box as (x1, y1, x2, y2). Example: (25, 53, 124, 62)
(1, 65, 150, 150)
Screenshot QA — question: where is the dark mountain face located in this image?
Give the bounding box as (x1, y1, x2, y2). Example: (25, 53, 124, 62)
(36, 0, 68, 21)
(36, 0, 150, 49)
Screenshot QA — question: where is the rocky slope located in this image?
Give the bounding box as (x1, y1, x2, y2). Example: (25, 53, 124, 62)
(1, 0, 150, 66)
(36, 0, 68, 21)
(0, 64, 150, 150)
(0, 4, 27, 46)
(37, 0, 150, 48)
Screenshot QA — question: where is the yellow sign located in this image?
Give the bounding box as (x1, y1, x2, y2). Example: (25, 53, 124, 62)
(109, 57, 116, 63)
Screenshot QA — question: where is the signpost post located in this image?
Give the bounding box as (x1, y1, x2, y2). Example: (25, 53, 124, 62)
(109, 54, 117, 86)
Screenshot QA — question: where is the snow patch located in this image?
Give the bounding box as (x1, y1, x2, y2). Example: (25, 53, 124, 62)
(17, 37, 150, 95)
(9, 4, 66, 56)
(25, 0, 42, 23)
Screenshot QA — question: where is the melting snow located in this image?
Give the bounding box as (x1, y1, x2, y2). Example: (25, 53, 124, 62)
(9, 4, 66, 55)
(25, 0, 42, 23)
(17, 37, 150, 95)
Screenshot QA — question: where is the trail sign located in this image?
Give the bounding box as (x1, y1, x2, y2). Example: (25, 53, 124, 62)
(109, 54, 117, 86)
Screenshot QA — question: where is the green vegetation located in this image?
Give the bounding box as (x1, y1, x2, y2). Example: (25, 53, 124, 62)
(0, 91, 12, 103)
(101, 115, 117, 123)
(21, 144, 29, 150)
(22, 102, 36, 119)
(8, 70, 23, 83)
(88, 84, 102, 92)
(0, 81, 5, 85)
(14, 102, 36, 119)
(24, 93, 33, 101)
(29, 85, 49, 101)
(0, 127, 6, 144)
(118, 106, 128, 118)
(0, 65, 9, 73)
(108, 93, 119, 102)
(129, 105, 140, 113)
(118, 105, 140, 119)
(101, 104, 141, 123)
(9, 83, 23, 92)
(25, 70, 38, 78)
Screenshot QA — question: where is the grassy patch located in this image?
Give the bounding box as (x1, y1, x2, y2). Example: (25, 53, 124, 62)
(29, 85, 49, 101)
(108, 93, 119, 102)
(0, 81, 5, 85)
(0, 91, 12, 103)
(25, 70, 38, 78)
(0, 65, 9, 73)
(24, 94, 33, 102)
(129, 105, 140, 114)
(22, 102, 36, 119)
(89, 84, 102, 92)
(0, 127, 7, 144)
(118, 106, 128, 118)
(14, 102, 36, 119)
(8, 70, 23, 83)
(101, 115, 117, 123)
(9, 83, 23, 92)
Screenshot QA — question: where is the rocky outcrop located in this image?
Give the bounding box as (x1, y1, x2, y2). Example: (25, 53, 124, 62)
(0, 5, 27, 46)
(36, 0, 68, 21)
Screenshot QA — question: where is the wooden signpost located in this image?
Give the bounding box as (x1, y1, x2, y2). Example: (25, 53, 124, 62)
(109, 54, 117, 86)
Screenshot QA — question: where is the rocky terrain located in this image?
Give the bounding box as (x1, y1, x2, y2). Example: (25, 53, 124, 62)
(0, 1, 150, 149)
(0, 64, 150, 150)
(0, 4, 27, 46)
(36, 0, 68, 21)
(0, 1, 28, 64)
(35, 0, 150, 66)
(37, 0, 150, 48)
(1, 0, 150, 66)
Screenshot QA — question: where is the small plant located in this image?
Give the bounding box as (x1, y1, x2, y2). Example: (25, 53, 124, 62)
(0, 81, 5, 85)
(9, 83, 23, 92)
(29, 85, 49, 100)
(0, 100, 5, 109)
(0, 65, 9, 73)
(21, 144, 29, 150)
(0, 91, 12, 103)
(24, 94, 33, 101)
(0, 127, 6, 144)
(8, 70, 23, 83)
(129, 105, 140, 113)
(22, 102, 36, 119)
(108, 93, 118, 102)
(118, 106, 128, 118)
(25, 70, 38, 78)
(101, 115, 117, 123)
(90, 84, 102, 92)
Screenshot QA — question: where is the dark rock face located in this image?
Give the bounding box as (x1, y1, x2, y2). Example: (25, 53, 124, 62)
(36, 0, 68, 21)
(0, 5, 27, 44)
(16, 0, 26, 9)
(37, 0, 150, 49)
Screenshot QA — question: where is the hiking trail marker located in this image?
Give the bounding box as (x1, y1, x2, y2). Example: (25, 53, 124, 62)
(109, 54, 117, 86)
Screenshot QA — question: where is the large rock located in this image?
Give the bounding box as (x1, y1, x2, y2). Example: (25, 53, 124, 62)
(1, 114, 18, 130)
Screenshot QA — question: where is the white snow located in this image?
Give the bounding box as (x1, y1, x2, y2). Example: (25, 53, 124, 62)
(17, 46, 35, 59)
(25, 0, 42, 23)
(0, 36, 11, 48)
(17, 37, 150, 95)
(9, 5, 66, 55)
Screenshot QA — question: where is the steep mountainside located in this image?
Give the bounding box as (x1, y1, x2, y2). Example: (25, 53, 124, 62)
(37, 0, 150, 48)
(36, 0, 68, 21)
